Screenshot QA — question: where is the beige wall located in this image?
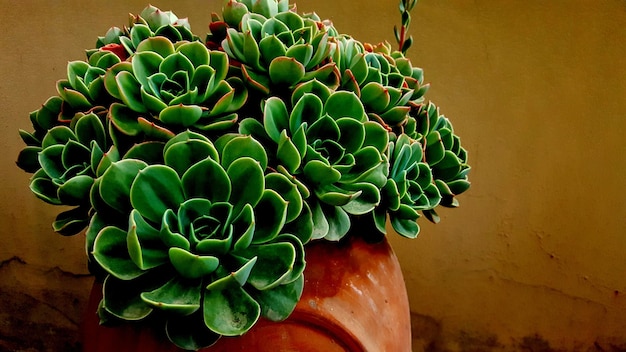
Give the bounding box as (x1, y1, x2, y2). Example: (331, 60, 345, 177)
(1, 0, 625, 351)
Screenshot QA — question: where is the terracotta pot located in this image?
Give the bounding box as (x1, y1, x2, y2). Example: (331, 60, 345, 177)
(82, 234, 411, 351)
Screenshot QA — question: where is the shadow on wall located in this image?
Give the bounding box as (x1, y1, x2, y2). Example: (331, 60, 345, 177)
(0, 256, 92, 351)
(411, 312, 626, 352)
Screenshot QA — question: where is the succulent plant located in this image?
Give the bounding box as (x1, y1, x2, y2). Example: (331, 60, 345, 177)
(16, 51, 120, 234)
(333, 37, 429, 131)
(405, 102, 471, 222)
(17, 109, 110, 235)
(17, 1, 470, 350)
(92, 131, 305, 349)
(373, 132, 441, 239)
(104, 36, 247, 146)
(240, 89, 389, 240)
(89, 5, 197, 60)
(210, 0, 338, 99)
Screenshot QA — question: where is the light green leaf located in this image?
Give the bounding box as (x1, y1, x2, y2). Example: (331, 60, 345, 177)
(269, 57, 305, 86)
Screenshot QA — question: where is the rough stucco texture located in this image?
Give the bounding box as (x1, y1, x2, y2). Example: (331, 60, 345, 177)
(1, 0, 625, 351)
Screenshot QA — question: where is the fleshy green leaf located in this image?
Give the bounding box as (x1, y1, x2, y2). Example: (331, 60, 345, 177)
(182, 157, 231, 202)
(265, 172, 303, 223)
(322, 204, 351, 241)
(166, 311, 221, 350)
(93, 226, 144, 280)
(206, 257, 257, 291)
(116, 71, 146, 113)
(203, 285, 260, 336)
(127, 209, 168, 270)
(57, 175, 94, 205)
(165, 139, 219, 177)
(159, 105, 204, 128)
(276, 130, 301, 174)
(100, 159, 148, 213)
(221, 135, 268, 171)
(169, 247, 220, 279)
(130, 165, 185, 224)
(237, 242, 295, 290)
(227, 157, 265, 216)
(324, 91, 366, 122)
(52, 206, 90, 236)
(101, 271, 167, 321)
(269, 57, 305, 86)
(250, 273, 303, 322)
(250, 189, 288, 244)
(263, 97, 289, 143)
(141, 277, 202, 315)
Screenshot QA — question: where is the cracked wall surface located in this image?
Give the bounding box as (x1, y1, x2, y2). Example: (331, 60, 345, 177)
(1, 0, 626, 351)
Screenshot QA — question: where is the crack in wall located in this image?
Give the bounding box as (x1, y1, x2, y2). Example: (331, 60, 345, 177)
(462, 268, 613, 311)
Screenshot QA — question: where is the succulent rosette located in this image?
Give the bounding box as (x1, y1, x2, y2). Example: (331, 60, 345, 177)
(211, 0, 338, 98)
(333, 37, 429, 131)
(89, 5, 197, 61)
(16, 49, 121, 235)
(91, 131, 305, 349)
(59, 51, 123, 111)
(240, 87, 389, 241)
(104, 36, 247, 144)
(373, 133, 441, 239)
(16, 35, 127, 237)
(17, 108, 112, 236)
(405, 102, 471, 221)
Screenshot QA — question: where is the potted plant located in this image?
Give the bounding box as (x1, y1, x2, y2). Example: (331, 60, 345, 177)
(16, 0, 470, 350)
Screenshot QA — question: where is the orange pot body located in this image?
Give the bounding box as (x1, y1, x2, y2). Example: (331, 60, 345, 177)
(82, 235, 411, 351)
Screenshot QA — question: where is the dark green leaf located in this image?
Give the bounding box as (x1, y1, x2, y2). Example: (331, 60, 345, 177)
(251, 189, 288, 244)
(250, 273, 303, 321)
(57, 175, 94, 205)
(128, 209, 168, 270)
(169, 247, 219, 280)
(166, 311, 221, 350)
(52, 206, 89, 236)
(181, 157, 231, 202)
(93, 226, 144, 280)
(141, 277, 202, 315)
(130, 165, 185, 224)
(203, 285, 260, 336)
(237, 242, 295, 290)
(100, 159, 148, 213)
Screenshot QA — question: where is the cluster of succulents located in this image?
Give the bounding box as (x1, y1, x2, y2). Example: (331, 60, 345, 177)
(17, 1, 469, 350)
